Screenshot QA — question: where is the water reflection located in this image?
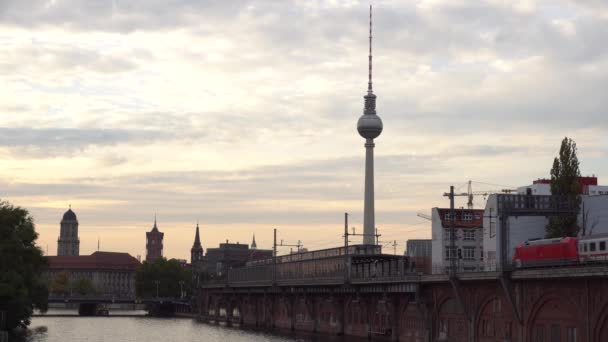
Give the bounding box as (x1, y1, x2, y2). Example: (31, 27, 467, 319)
(21, 310, 354, 342)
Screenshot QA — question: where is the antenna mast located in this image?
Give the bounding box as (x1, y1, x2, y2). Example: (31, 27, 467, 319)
(367, 5, 373, 94)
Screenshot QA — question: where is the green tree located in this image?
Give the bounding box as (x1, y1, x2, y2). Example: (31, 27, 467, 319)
(135, 258, 191, 299)
(0, 200, 48, 331)
(72, 277, 96, 295)
(546, 137, 581, 238)
(50, 271, 70, 295)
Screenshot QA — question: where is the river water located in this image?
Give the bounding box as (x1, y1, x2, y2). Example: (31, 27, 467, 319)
(21, 310, 347, 342)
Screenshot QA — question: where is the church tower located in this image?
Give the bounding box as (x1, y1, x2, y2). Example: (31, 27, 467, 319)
(251, 234, 257, 249)
(57, 206, 80, 256)
(145, 216, 164, 262)
(190, 223, 203, 263)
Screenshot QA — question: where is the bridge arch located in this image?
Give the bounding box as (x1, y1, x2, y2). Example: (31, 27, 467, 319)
(344, 296, 369, 338)
(592, 300, 608, 341)
(526, 292, 583, 342)
(399, 299, 427, 342)
(436, 297, 468, 342)
(475, 295, 517, 342)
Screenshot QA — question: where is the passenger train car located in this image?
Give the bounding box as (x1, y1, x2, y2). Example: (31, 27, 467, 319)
(227, 245, 406, 283)
(513, 233, 608, 268)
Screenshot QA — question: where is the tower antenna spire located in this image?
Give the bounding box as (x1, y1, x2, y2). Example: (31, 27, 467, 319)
(368, 4, 373, 94)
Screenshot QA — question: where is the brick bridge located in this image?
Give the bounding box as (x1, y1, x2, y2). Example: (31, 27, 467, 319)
(199, 265, 608, 341)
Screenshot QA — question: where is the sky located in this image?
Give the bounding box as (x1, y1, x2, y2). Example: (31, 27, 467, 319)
(1, 0, 607, 261)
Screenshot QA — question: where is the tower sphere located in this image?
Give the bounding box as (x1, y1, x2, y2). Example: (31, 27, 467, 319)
(357, 112, 383, 139)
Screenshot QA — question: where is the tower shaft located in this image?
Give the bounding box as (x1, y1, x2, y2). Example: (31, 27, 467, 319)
(363, 139, 376, 244)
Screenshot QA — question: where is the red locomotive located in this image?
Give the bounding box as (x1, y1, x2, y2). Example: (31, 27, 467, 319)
(513, 233, 608, 268)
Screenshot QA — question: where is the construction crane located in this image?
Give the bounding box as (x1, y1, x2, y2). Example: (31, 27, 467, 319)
(447, 180, 514, 209)
(417, 213, 432, 221)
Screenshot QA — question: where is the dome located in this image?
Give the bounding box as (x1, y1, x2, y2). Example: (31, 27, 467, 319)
(357, 114, 383, 139)
(62, 208, 77, 221)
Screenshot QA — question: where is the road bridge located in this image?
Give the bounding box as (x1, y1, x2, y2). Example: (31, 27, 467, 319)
(47, 295, 192, 316)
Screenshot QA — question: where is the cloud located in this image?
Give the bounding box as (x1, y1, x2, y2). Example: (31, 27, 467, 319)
(1, 0, 607, 258)
(0, 127, 171, 157)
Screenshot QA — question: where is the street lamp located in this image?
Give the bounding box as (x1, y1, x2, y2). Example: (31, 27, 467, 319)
(154, 280, 160, 298)
(179, 281, 185, 299)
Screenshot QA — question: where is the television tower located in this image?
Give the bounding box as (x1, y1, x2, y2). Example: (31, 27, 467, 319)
(357, 5, 383, 245)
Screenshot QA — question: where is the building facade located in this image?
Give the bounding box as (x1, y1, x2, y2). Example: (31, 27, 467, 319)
(483, 192, 608, 269)
(145, 218, 164, 262)
(431, 208, 484, 272)
(205, 241, 273, 276)
(57, 207, 80, 256)
(405, 239, 432, 273)
(47, 251, 140, 298)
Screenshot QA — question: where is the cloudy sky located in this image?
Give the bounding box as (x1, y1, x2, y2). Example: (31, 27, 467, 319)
(1, 0, 607, 261)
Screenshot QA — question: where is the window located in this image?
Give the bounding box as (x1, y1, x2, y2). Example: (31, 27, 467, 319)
(463, 212, 473, 221)
(463, 247, 476, 260)
(444, 213, 453, 221)
(600, 241, 606, 251)
(463, 230, 475, 241)
(444, 230, 457, 241)
(445, 247, 457, 260)
(590, 242, 596, 252)
(583, 243, 588, 252)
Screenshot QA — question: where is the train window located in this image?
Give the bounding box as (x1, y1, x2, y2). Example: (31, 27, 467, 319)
(601, 241, 606, 251)
(583, 244, 587, 252)
(590, 243, 596, 252)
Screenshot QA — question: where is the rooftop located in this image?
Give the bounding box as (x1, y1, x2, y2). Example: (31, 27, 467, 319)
(47, 251, 140, 271)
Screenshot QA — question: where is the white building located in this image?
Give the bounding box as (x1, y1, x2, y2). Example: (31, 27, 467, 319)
(431, 208, 484, 272)
(482, 194, 549, 268)
(516, 176, 608, 196)
(483, 192, 608, 269)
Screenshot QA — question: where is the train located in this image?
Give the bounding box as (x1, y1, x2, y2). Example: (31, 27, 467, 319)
(513, 233, 608, 268)
(225, 245, 408, 283)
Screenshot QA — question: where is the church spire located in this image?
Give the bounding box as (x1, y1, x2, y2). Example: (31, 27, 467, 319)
(193, 223, 201, 246)
(251, 234, 257, 249)
(190, 222, 203, 263)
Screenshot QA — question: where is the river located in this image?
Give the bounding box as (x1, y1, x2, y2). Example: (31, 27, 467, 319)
(21, 310, 348, 342)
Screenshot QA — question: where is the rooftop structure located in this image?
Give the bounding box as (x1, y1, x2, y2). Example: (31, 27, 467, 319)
(57, 206, 80, 256)
(145, 216, 164, 262)
(517, 176, 608, 196)
(205, 240, 273, 276)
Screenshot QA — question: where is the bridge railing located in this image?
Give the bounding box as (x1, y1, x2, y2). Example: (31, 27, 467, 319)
(48, 294, 136, 301)
(201, 257, 608, 288)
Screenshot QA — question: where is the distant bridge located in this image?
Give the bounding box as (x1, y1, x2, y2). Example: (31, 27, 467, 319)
(47, 295, 185, 305)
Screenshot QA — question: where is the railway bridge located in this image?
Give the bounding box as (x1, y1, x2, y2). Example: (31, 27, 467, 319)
(199, 263, 608, 342)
